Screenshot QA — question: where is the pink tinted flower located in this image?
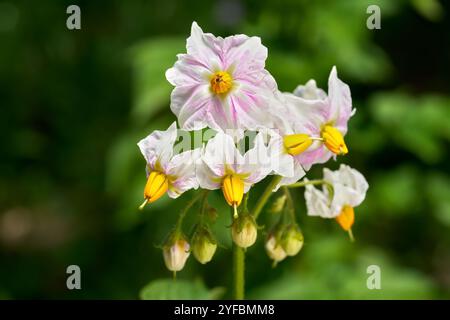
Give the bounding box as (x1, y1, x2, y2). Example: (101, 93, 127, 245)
(166, 22, 277, 133)
(137, 122, 200, 209)
(283, 66, 355, 170)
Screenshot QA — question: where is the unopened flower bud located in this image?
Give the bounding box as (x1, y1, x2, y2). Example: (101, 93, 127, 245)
(162, 231, 190, 272)
(191, 225, 217, 264)
(281, 224, 304, 256)
(265, 234, 287, 263)
(231, 214, 257, 248)
(269, 194, 287, 214)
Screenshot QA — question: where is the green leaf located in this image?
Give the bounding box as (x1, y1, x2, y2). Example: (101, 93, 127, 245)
(140, 278, 224, 300)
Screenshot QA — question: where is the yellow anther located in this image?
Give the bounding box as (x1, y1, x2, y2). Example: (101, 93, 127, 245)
(222, 174, 244, 217)
(140, 171, 169, 209)
(321, 125, 348, 155)
(210, 71, 233, 94)
(335, 205, 355, 232)
(283, 134, 313, 156)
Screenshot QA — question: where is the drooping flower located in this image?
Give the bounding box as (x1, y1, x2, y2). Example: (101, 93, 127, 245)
(166, 22, 277, 133)
(304, 164, 369, 238)
(272, 66, 355, 172)
(137, 122, 200, 209)
(197, 131, 272, 218)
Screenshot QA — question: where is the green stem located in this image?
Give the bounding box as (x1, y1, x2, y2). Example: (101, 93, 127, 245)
(198, 190, 209, 225)
(175, 190, 207, 232)
(287, 179, 331, 189)
(282, 187, 296, 222)
(252, 175, 282, 220)
(242, 191, 250, 212)
(233, 243, 245, 300)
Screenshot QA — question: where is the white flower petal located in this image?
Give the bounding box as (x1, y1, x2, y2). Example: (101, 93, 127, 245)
(171, 84, 211, 130)
(186, 22, 222, 71)
(327, 66, 353, 132)
(137, 122, 177, 170)
(329, 183, 360, 216)
(166, 149, 201, 198)
(293, 79, 327, 100)
(274, 160, 306, 191)
(239, 132, 272, 184)
(304, 182, 334, 218)
(223, 35, 268, 76)
(196, 160, 222, 190)
(324, 164, 368, 207)
(165, 54, 211, 87)
(282, 92, 326, 136)
(267, 130, 295, 178)
(202, 132, 244, 175)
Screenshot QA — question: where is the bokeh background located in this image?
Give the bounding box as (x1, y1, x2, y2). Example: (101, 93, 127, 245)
(1, 0, 449, 299)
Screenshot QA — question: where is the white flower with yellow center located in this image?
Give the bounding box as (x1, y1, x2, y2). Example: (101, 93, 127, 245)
(166, 22, 277, 134)
(269, 67, 355, 176)
(197, 131, 271, 218)
(304, 164, 369, 239)
(137, 122, 201, 209)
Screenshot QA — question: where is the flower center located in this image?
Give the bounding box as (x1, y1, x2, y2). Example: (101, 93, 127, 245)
(321, 125, 348, 155)
(335, 205, 354, 231)
(222, 174, 244, 218)
(143, 171, 169, 204)
(283, 134, 313, 156)
(210, 71, 233, 94)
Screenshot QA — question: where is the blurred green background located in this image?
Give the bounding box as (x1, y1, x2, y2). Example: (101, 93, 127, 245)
(0, 0, 449, 299)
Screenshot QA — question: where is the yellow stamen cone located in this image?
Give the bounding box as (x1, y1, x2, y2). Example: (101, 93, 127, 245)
(321, 125, 348, 155)
(140, 171, 169, 209)
(222, 174, 244, 216)
(283, 134, 313, 156)
(336, 205, 355, 232)
(210, 71, 233, 94)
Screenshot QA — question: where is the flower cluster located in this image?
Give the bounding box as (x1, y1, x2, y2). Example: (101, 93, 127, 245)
(137, 22, 368, 273)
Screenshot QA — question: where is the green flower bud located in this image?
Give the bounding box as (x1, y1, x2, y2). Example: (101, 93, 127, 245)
(265, 234, 287, 263)
(191, 225, 217, 264)
(281, 224, 304, 256)
(231, 213, 257, 248)
(268, 194, 287, 214)
(162, 231, 190, 272)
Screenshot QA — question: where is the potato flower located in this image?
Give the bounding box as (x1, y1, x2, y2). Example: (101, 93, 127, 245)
(166, 22, 277, 133)
(304, 164, 369, 238)
(197, 131, 272, 218)
(272, 66, 355, 172)
(137, 122, 200, 209)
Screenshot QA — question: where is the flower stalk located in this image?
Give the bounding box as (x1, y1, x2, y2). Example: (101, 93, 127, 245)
(252, 175, 282, 220)
(287, 179, 331, 189)
(175, 190, 207, 233)
(233, 242, 245, 300)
